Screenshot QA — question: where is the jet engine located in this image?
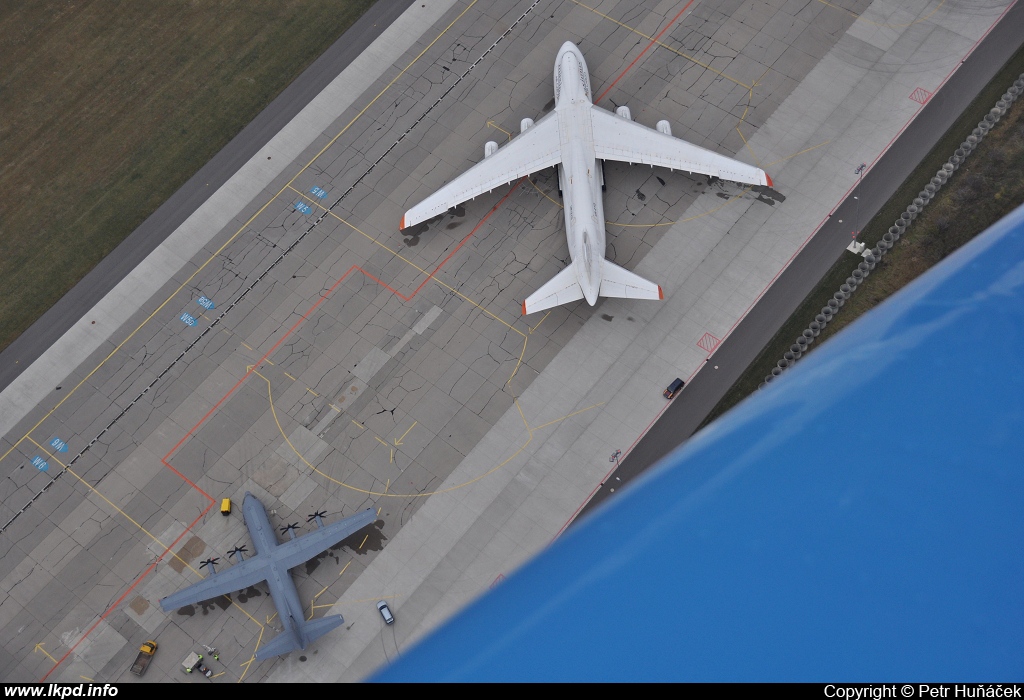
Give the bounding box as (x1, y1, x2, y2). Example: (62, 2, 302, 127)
(485, 141, 498, 158)
(656, 120, 672, 136)
(616, 106, 632, 120)
(521, 118, 534, 133)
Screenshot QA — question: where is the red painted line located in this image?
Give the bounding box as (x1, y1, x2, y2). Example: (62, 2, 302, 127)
(40, 502, 214, 681)
(43, 180, 526, 679)
(554, 396, 674, 539)
(164, 185, 525, 485)
(55, 0, 1014, 665)
(43, 264, 366, 679)
(595, 0, 695, 105)
(162, 266, 362, 466)
(404, 181, 525, 299)
(708, 0, 1016, 357)
(556, 1, 700, 539)
(558, 3, 1014, 536)
(45, 8, 707, 667)
(697, 332, 721, 353)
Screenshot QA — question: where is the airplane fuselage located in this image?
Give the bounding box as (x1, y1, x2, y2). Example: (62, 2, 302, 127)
(553, 42, 605, 306)
(242, 493, 306, 648)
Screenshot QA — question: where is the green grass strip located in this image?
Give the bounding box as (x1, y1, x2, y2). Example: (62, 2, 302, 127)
(0, 1, 376, 352)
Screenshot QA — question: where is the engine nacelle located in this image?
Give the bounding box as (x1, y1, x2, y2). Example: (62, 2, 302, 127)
(484, 141, 498, 158)
(521, 118, 534, 134)
(656, 120, 672, 136)
(616, 106, 632, 120)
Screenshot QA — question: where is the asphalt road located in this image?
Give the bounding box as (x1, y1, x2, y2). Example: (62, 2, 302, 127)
(0, 0, 416, 394)
(580, 1, 1024, 519)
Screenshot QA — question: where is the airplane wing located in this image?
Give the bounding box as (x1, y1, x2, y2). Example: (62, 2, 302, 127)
(402, 111, 562, 228)
(159, 556, 270, 612)
(275, 508, 377, 572)
(590, 106, 771, 187)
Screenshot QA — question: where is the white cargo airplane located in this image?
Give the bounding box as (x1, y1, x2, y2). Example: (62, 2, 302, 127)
(401, 41, 773, 315)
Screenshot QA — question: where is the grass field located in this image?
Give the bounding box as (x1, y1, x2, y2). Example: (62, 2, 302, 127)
(0, 0, 376, 353)
(698, 45, 1024, 431)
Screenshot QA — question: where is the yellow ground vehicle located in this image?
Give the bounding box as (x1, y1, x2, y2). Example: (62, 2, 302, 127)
(130, 640, 157, 676)
(220, 498, 231, 515)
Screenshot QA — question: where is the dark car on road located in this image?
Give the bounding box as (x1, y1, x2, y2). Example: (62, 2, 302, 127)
(663, 378, 684, 399)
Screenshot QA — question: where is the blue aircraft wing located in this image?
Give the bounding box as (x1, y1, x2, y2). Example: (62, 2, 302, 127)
(275, 508, 377, 572)
(159, 555, 270, 612)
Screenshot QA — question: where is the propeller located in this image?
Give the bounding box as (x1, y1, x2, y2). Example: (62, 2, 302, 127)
(279, 523, 300, 540)
(307, 510, 327, 528)
(199, 557, 220, 574)
(227, 545, 248, 562)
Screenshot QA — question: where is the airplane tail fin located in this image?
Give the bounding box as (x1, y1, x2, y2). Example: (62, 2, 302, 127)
(599, 260, 663, 301)
(523, 263, 584, 315)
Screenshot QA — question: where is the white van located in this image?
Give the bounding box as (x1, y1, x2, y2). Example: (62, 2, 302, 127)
(377, 600, 395, 625)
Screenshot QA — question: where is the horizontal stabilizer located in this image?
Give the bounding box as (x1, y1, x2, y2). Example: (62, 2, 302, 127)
(599, 260, 663, 301)
(255, 628, 304, 660)
(523, 263, 584, 315)
(300, 614, 346, 647)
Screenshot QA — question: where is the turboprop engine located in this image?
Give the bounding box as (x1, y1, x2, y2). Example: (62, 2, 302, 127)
(484, 141, 498, 158)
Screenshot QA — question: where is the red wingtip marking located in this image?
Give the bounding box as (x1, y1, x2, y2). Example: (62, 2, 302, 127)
(522, 301, 528, 315)
(400, 215, 406, 230)
(658, 285, 664, 300)
(765, 174, 773, 188)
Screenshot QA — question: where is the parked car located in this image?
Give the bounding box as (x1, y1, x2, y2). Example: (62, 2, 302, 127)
(377, 600, 395, 625)
(663, 378, 684, 399)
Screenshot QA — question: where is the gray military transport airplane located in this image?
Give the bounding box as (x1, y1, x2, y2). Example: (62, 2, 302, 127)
(401, 41, 773, 314)
(160, 493, 376, 660)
